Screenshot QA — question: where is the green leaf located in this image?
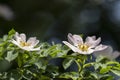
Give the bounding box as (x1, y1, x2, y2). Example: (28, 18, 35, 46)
(99, 74, 114, 80)
(90, 73, 98, 79)
(62, 58, 74, 69)
(3, 35, 8, 41)
(17, 54, 23, 67)
(23, 69, 33, 79)
(83, 62, 94, 68)
(7, 70, 22, 80)
(106, 61, 119, 65)
(34, 57, 48, 70)
(8, 29, 16, 40)
(8, 29, 16, 36)
(96, 55, 108, 63)
(40, 75, 51, 80)
(5, 51, 18, 62)
(94, 63, 102, 70)
(50, 50, 61, 57)
(45, 65, 59, 78)
(58, 72, 79, 80)
(110, 70, 120, 76)
(100, 66, 112, 74)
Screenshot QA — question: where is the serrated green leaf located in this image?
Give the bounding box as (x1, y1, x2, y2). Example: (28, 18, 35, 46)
(50, 50, 61, 57)
(8, 29, 16, 36)
(58, 72, 79, 80)
(83, 62, 94, 68)
(34, 58, 48, 70)
(106, 61, 119, 65)
(62, 58, 74, 69)
(96, 55, 108, 62)
(100, 66, 112, 74)
(110, 70, 120, 76)
(5, 51, 18, 62)
(8, 29, 16, 40)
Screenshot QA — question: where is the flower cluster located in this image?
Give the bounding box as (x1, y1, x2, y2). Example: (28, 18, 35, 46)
(11, 32, 108, 54)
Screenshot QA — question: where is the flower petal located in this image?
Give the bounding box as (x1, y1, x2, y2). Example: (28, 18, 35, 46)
(112, 51, 120, 59)
(63, 41, 83, 53)
(29, 47, 41, 51)
(86, 48, 94, 54)
(11, 39, 20, 46)
(14, 32, 21, 43)
(27, 37, 37, 46)
(67, 33, 75, 45)
(94, 44, 108, 52)
(33, 40, 39, 47)
(93, 46, 112, 57)
(85, 36, 101, 48)
(20, 46, 40, 51)
(72, 34, 83, 45)
(93, 46, 120, 60)
(20, 33, 26, 42)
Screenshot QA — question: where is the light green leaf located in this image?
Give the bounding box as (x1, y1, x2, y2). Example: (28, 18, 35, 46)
(106, 61, 119, 65)
(110, 70, 120, 76)
(8, 29, 16, 40)
(62, 58, 74, 69)
(96, 55, 107, 62)
(34, 58, 48, 70)
(100, 66, 112, 74)
(5, 51, 18, 62)
(58, 72, 79, 80)
(8, 29, 16, 36)
(83, 62, 94, 68)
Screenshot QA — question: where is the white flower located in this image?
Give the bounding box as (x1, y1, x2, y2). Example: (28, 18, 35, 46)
(11, 32, 40, 51)
(93, 46, 120, 60)
(63, 33, 108, 54)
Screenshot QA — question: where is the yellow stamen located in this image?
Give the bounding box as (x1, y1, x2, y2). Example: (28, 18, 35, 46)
(20, 41, 30, 47)
(79, 44, 89, 51)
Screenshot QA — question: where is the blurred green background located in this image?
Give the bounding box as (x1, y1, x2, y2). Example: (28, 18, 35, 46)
(0, 0, 120, 50)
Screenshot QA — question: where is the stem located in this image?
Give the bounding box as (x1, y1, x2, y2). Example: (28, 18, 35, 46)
(75, 60, 81, 73)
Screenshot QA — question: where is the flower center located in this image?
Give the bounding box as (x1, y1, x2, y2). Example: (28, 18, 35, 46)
(78, 44, 89, 51)
(20, 41, 30, 47)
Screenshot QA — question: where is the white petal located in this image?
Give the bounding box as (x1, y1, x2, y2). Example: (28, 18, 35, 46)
(67, 33, 75, 45)
(85, 36, 101, 48)
(86, 48, 94, 54)
(29, 47, 41, 51)
(27, 37, 39, 47)
(11, 39, 20, 47)
(91, 36, 96, 40)
(15, 32, 21, 42)
(32, 40, 39, 47)
(22, 46, 40, 51)
(112, 51, 120, 59)
(93, 46, 113, 57)
(94, 44, 108, 52)
(72, 34, 83, 45)
(20, 33, 26, 42)
(63, 41, 83, 54)
(27, 37, 36, 43)
(94, 46, 120, 60)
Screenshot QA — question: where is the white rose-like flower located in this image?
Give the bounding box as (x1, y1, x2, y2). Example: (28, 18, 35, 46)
(63, 33, 108, 54)
(11, 32, 40, 51)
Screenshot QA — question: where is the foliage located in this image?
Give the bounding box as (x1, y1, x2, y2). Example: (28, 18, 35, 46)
(0, 29, 120, 80)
